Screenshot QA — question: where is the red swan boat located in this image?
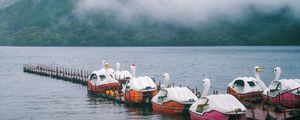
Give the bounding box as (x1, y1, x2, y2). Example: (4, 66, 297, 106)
(87, 62, 119, 94)
(263, 67, 300, 108)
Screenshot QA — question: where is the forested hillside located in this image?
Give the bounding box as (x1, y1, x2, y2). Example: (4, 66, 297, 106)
(0, 0, 299, 46)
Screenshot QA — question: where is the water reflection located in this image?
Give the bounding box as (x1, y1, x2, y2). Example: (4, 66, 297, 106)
(86, 94, 190, 119)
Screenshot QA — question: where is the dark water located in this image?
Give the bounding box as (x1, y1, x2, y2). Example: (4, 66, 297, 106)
(1, 46, 300, 120)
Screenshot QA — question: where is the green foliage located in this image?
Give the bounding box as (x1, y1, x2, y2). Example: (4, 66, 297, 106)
(0, 0, 300, 46)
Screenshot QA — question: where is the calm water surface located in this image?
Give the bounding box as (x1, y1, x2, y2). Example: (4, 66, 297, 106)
(0, 46, 300, 120)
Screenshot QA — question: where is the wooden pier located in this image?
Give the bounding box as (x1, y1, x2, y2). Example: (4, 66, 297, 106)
(23, 64, 91, 85)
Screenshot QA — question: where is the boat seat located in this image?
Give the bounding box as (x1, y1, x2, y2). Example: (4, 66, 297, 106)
(157, 89, 168, 103)
(233, 80, 245, 93)
(196, 98, 209, 113)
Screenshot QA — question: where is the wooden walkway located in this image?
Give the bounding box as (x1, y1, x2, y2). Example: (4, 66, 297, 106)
(23, 64, 91, 85)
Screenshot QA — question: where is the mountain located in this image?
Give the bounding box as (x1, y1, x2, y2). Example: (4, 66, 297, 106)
(0, 0, 299, 46)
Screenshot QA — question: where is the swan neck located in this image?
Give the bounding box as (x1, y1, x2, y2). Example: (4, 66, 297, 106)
(254, 72, 267, 90)
(116, 63, 120, 71)
(275, 72, 281, 80)
(104, 68, 111, 79)
(162, 75, 170, 89)
(201, 82, 210, 97)
(131, 66, 136, 78)
(254, 72, 261, 81)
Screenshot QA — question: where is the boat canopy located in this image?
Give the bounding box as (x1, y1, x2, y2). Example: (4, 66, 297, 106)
(129, 76, 157, 92)
(89, 68, 118, 86)
(152, 87, 198, 105)
(114, 70, 132, 80)
(228, 77, 263, 94)
(263, 79, 300, 97)
(190, 94, 246, 115)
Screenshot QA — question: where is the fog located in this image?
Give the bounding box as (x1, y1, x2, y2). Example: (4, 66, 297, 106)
(0, 0, 19, 9)
(74, 0, 300, 26)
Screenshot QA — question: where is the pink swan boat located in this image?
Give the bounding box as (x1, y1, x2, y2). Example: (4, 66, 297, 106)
(190, 79, 247, 120)
(263, 67, 300, 108)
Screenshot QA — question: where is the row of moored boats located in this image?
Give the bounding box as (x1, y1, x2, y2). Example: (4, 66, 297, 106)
(87, 61, 300, 120)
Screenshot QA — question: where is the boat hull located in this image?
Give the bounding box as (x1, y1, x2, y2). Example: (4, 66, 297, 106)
(124, 90, 157, 104)
(190, 110, 245, 120)
(190, 110, 228, 120)
(87, 81, 119, 93)
(263, 92, 300, 108)
(227, 87, 262, 101)
(152, 101, 191, 114)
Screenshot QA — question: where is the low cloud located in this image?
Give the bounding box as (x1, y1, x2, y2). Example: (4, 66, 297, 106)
(74, 0, 300, 26)
(0, 0, 19, 9)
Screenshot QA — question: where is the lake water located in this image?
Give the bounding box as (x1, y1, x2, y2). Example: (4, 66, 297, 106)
(0, 46, 300, 120)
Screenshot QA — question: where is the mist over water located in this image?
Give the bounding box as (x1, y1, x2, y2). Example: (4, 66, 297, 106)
(74, 0, 300, 26)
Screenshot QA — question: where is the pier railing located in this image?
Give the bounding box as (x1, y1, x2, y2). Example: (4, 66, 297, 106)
(23, 64, 91, 85)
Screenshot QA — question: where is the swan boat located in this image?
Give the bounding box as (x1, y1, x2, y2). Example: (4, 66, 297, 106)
(123, 64, 157, 104)
(113, 62, 132, 84)
(263, 67, 300, 108)
(190, 79, 247, 120)
(87, 61, 119, 94)
(227, 66, 267, 101)
(151, 73, 198, 114)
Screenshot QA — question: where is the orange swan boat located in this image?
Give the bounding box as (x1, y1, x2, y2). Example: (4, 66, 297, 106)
(123, 64, 157, 104)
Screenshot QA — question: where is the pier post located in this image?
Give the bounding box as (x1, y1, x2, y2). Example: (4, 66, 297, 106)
(283, 107, 286, 119)
(56, 66, 58, 77)
(251, 101, 255, 119)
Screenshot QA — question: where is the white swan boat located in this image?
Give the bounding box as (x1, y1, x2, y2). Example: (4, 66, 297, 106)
(227, 66, 267, 101)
